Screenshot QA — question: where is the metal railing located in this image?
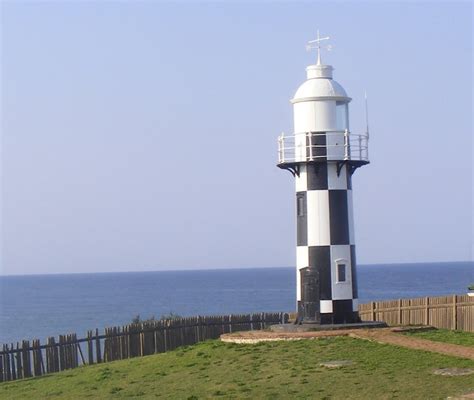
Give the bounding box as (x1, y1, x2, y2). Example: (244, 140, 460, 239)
(277, 130, 369, 164)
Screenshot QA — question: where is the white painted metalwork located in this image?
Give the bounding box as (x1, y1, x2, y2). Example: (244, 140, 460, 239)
(277, 130, 369, 164)
(306, 30, 332, 65)
(364, 91, 370, 160)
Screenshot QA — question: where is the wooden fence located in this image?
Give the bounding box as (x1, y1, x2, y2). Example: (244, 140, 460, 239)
(0, 312, 287, 383)
(359, 294, 474, 332)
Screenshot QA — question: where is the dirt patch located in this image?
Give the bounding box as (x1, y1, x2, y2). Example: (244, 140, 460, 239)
(320, 360, 354, 368)
(433, 368, 474, 376)
(220, 329, 351, 343)
(447, 392, 474, 399)
(221, 327, 474, 360)
(350, 329, 474, 361)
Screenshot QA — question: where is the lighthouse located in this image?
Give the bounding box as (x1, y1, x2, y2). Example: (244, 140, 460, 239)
(277, 33, 369, 324)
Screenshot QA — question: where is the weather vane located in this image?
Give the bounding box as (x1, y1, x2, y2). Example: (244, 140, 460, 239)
(306, 30, 332, 65)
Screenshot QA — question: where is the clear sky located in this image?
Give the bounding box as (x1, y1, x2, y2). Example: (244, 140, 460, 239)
(1, 2, 472, 275)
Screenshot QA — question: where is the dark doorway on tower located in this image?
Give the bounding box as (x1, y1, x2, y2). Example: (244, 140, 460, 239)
(298, 267, 320, 323)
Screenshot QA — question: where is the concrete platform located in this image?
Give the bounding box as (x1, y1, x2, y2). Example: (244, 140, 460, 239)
(270, 321, 387, 333)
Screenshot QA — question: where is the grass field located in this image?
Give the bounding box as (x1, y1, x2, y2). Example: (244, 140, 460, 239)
(403, 329, 474, 347)
(1, 336, 474, 399)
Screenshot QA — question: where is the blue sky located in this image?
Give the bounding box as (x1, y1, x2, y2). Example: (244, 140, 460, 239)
(1, 2, 472, 275)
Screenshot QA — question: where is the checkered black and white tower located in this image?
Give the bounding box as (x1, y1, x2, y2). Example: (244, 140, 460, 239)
(277, 33, 369, 324)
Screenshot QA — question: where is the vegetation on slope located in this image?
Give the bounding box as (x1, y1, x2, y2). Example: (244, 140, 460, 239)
(403, 328, 474, 347)
(1, 336, 474, 399)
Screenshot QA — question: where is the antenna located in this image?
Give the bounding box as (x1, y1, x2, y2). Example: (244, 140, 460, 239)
(306, 30, 332, 65)
(365, 90, 370, 140)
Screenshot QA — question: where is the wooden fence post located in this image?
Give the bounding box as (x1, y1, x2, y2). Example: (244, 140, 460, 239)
(453, 295, 457, 330)
(53, 337, 59, 372)
(140, 332, 145, 357)
(15, 343, 22, 380)
(37, 339, 43, 376)
(32, 340, 40, 376)
(95, 329, 102, 363)
(425, 297, 429, 325)
(180, 321, 185, 346)
(371, 302, 376, 321)
(196, 317, 201, 342)
(398, 299, 402, 325)
(22, 340, 31, 378)
(58, 336, 64, 371)
(104, 328, 108, 362)
(87, 331, 93, 364)
(126, 325, 131, 358)
(32, 340, 37, 377)
(10, 344, 16, 381)
(164, 324, 168, 352)
(45, 338, 51, 373)
(4, 345, 11, 381)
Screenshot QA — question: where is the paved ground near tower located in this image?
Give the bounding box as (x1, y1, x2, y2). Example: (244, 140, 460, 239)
(221, 327, 474, 360)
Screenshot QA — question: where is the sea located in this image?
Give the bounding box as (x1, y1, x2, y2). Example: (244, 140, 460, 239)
(0, 262, 472, 345)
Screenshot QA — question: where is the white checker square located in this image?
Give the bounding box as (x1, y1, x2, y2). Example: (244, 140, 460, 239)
(306, 190, 330, 246)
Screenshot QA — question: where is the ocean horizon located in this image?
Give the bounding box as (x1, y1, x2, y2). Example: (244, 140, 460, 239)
(2, 260, 472, 277)
(1, 261, 472, 344)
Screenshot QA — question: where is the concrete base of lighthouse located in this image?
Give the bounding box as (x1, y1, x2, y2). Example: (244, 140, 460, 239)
(298, 300, 360, 325)
(270, 321, 387, 333)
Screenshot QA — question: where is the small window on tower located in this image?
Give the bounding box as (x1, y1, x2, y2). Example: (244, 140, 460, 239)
(297, 195, 305, 217)
(337, 264, 346, 282)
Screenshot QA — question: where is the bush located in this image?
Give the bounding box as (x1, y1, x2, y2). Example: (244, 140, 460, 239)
(131, 314, 155, 324)
(131, 312, 182, 324)
(160, 312, 182, 320)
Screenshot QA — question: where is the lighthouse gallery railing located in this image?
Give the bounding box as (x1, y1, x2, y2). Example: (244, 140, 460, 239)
(277, 130, 369, 164)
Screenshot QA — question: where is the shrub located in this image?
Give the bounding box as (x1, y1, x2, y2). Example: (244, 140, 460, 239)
(131, 312, 182, 324)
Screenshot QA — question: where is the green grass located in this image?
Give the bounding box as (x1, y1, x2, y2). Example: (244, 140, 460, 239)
(403, 328, 474, 347)
(1, 337, 474, 399)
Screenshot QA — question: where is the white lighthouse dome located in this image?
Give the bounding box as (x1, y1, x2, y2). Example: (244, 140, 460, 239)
(291, 64, 351, 104)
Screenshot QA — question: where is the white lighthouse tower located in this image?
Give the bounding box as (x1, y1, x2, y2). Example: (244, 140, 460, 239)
(277, 33, 369, 324)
